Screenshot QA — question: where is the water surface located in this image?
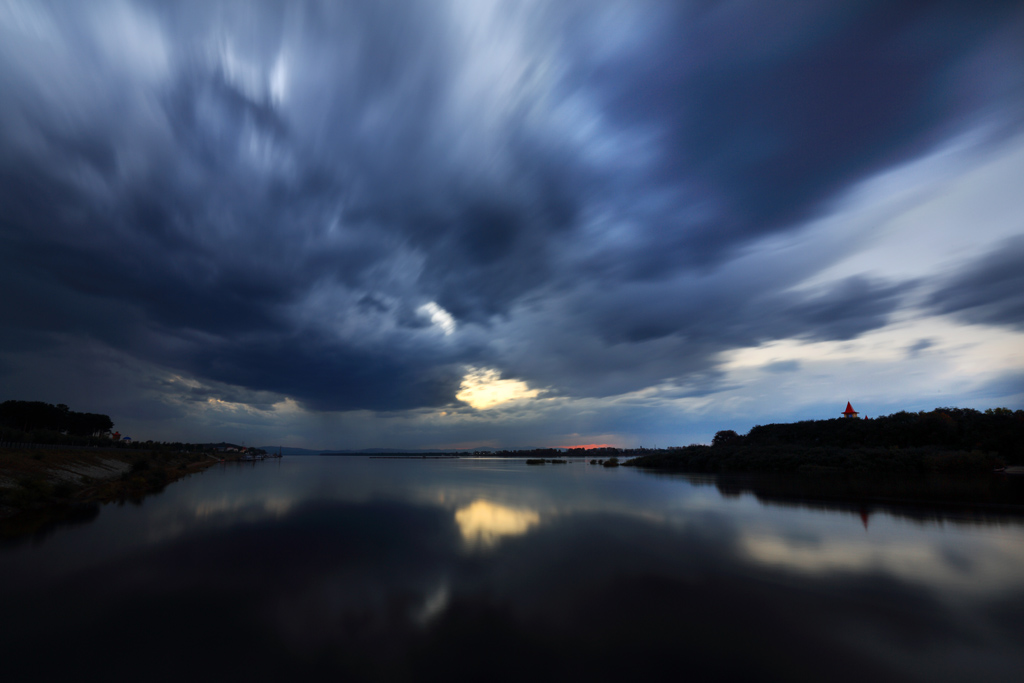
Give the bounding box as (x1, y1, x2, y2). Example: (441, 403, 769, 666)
(2, 457, 1023, 681)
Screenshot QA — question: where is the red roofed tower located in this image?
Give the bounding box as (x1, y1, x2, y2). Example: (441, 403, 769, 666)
(842, 402, 859, 418)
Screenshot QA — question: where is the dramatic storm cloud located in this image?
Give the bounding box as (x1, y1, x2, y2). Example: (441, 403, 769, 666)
(2, 0, 1023, 447)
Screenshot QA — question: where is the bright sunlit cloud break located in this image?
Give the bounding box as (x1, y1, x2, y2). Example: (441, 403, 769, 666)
(417, 302, 456, 336)
(456, 368, 541, 410)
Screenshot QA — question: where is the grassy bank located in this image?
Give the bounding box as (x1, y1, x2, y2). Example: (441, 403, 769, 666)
(0, 448, 225, 537)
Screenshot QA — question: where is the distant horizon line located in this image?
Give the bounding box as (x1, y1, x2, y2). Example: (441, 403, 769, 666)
(260, 445, 640, 455)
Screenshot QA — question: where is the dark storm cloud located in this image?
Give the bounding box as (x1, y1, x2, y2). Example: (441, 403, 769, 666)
(782, 276, 911, 342)
(492, 273, 911, 399)
(188, 334, 464, 411)
(580, 274, 907, 350)
(927, 236, 1024, 330)
(1, 0, 1022, 414)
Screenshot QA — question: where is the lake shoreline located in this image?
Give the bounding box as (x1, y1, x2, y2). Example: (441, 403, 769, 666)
(0, 448, 228, 538)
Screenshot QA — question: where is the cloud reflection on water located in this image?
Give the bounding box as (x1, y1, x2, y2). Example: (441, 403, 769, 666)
(741, 527, 1024, 596)
(454, 499, 540, 549)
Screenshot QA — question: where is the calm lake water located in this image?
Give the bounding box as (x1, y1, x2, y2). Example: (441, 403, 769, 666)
(2, 456, 1024, 681)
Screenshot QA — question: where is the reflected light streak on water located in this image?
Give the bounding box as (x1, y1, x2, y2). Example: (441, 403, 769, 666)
(454, 499, 541, 549)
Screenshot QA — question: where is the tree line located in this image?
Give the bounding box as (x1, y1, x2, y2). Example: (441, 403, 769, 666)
(627, 407, 1024, 474)
(0, 400, 114, 437)
(715, 407, 1023, 460)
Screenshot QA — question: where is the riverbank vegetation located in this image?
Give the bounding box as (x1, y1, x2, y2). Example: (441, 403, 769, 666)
(0, 400, 113, 439)
(625, 407, 1023, 474)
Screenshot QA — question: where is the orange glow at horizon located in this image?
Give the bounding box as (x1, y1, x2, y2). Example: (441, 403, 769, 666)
(565, 443, 618, 450)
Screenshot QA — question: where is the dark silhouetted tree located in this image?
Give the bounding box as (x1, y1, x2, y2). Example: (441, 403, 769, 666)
(712, 430, 740, 447)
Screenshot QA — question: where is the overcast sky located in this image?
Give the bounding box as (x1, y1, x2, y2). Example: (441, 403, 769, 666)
(2, 0, 1023, 449)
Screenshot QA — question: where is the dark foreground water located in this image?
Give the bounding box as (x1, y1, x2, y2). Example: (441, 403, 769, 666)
(2, 457, 1023, 682)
